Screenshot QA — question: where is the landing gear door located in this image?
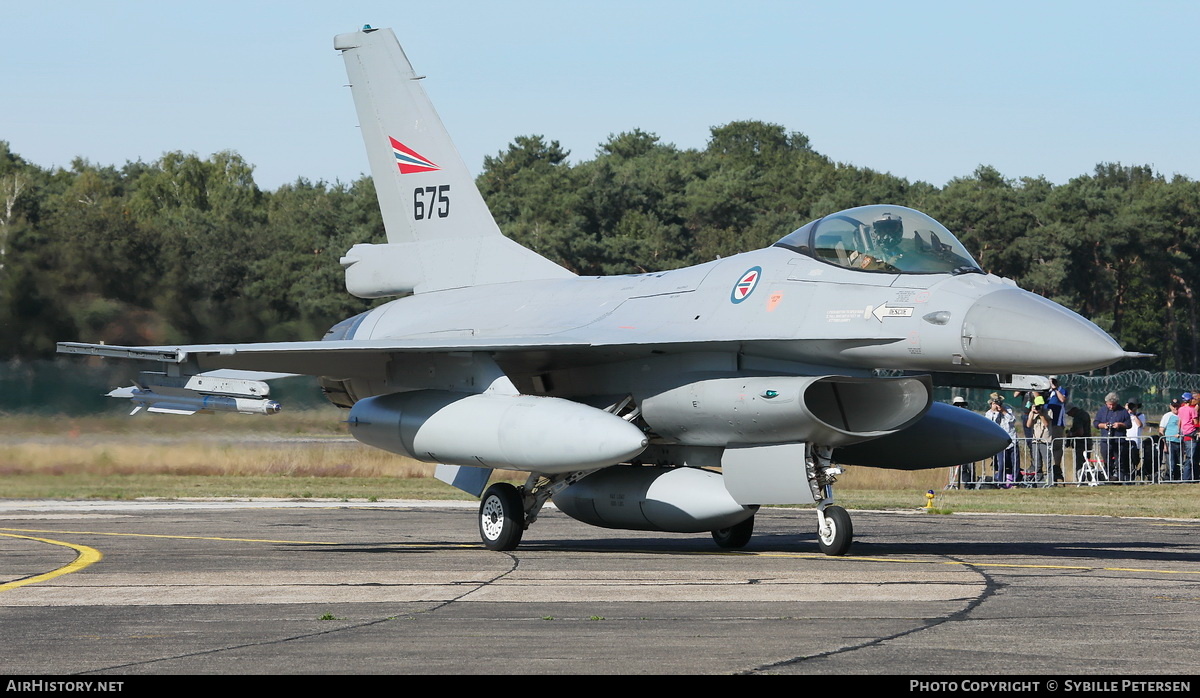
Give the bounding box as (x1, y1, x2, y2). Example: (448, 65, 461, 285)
(721, 443, 816, 505)
(435, 464, 493, 498)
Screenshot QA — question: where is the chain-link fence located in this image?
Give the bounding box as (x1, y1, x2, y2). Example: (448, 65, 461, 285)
(934, 370, 1200, 418)
(946, 436, 1191, 488)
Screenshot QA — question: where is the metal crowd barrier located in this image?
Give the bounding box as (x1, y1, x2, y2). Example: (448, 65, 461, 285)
(946, 436, 1196, 488)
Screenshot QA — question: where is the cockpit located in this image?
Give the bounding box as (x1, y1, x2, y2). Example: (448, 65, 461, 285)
(774, 205, 983, 276)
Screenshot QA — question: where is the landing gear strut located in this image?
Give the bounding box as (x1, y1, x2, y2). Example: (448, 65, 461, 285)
(477, 470, 597, 551)
(807, 444, 853, 556)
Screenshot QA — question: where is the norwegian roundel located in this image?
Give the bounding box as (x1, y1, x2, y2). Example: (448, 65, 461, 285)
(730, 266, 762, 304)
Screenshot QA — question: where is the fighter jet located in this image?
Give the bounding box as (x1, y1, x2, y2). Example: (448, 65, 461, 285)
(59, 26, 1135, 555)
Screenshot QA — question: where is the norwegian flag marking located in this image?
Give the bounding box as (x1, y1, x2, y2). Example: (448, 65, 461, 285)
(389, 137, 441, 174)
(730, 267, 762, 304)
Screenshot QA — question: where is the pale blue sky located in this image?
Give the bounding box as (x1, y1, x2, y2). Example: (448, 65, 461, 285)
(5, 1, 1198, 190)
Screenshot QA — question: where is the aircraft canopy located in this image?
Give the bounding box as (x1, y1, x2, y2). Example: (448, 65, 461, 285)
(775, 205, 982, 275)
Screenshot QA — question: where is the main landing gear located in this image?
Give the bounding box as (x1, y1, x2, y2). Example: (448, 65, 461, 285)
(477, 471, 594, 551)
(477, 447, 855, 556)
(478, 482, 524, 551)
(711, 514, 755, 549)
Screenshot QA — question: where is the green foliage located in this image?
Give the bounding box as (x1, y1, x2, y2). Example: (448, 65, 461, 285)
(248, 177, 381, 341)
(1, 132, 1198, 373)
(477, 135, 586, 270)
(479, 127, 1200, 373)
(0, 150, 384, 354)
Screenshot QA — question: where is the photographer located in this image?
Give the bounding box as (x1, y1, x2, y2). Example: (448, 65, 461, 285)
(986, 395, 1019, 484)
(1027, 395, 1054, 484)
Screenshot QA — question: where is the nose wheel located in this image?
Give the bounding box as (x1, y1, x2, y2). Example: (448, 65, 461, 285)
(816, 505, 852, 556)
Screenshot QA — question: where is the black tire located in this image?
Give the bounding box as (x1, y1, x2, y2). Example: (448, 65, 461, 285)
(711, 514, 754, 549)
(478, 483, 524, 551)
(817, 505, 853, 556)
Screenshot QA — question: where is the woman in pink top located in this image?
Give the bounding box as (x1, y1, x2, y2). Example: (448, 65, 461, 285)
(1179, 393, 1198, 481)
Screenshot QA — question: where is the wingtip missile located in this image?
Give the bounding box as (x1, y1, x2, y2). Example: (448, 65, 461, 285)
(107, 387, 281, 416)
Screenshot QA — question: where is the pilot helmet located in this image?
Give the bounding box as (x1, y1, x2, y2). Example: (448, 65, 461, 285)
(872, 213, 904, 247)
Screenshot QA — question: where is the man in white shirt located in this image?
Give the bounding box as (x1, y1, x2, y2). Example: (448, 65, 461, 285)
(986, 395, 1019, 484)
(1125, 402, 1147, 481)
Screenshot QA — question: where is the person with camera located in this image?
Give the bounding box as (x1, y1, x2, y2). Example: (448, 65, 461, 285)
(1027, 395, 1055, 485)
(986, 394, 1019, 485)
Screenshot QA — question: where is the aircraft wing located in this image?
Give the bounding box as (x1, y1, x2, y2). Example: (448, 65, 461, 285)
(58, 338, 589, 378)
(57, 334, 903, 378)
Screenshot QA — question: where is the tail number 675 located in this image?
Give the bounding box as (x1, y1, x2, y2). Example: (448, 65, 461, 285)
(413, 185, 450, 219)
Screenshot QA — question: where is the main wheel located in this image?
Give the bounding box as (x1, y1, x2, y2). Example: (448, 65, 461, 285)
(479, 483, 524, 551)
(711, 515, 754, 549)
(817, 505, 853, 556)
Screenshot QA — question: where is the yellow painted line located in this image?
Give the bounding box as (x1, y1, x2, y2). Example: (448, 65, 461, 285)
(0, 527, 338, 546)
(2, 529, 1193, 575)
(0, 527, 478, 549)
(746, 551, 1198, 575)
(0, 533, 103, 593)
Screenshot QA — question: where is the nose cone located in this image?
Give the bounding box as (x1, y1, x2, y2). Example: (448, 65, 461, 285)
(962, 288, 1125, 373)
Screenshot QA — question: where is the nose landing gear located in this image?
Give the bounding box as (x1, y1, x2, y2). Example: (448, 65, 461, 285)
(808, 445, 853, 556)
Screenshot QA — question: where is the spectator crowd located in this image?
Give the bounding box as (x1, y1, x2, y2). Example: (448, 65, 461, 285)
(947, 379, 1196, 488)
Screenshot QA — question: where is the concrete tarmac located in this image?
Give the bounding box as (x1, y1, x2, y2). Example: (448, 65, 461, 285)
(1, 499, 1198, 675)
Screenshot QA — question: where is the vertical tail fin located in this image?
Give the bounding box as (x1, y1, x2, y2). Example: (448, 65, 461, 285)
(334, 27, 571, 295)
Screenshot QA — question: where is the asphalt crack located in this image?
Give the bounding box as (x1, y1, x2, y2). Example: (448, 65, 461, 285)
(739, 556, 999, 675)
(77, 552, 522, 675)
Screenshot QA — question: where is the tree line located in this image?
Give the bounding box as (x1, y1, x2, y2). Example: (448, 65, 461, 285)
(2, 121, 1197, 372)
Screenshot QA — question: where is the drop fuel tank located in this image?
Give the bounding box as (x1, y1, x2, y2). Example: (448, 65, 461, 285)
(348, 390, 649, 473)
